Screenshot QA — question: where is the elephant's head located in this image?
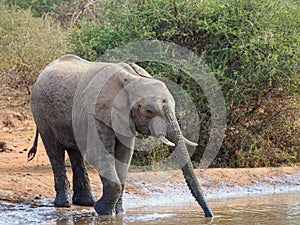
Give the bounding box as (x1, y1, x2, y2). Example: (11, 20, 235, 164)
(94, 63, 213, 217)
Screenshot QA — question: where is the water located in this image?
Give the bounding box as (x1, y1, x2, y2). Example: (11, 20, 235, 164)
(1, 192, 300, 225)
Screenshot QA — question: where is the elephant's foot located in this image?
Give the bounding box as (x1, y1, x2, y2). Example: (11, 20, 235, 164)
(115, 203, 125, 215)
(115, 197, 125, 214)
(54, 191, 71, 207)
(73, 190, 96, 206)
(94, 198, 116, 215)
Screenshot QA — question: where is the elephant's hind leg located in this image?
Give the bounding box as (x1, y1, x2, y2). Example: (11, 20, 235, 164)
(66, 149, 96, 206)
(39, 129, 71, 207)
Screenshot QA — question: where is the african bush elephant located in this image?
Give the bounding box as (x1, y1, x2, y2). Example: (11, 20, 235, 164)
(28, 54, 213, 217)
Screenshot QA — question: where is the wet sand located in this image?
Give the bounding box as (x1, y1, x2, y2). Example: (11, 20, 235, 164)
(0, 112, 299, 206)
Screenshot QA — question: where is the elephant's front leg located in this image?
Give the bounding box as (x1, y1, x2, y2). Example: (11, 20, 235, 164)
(95, 173, 122, 215)
(114, 137, 135, 214)
(88, 127, 122, 215)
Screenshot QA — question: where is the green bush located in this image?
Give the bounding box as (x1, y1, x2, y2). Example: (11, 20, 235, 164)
(0, 5, 66, 105)
(68, 0, 299, 167)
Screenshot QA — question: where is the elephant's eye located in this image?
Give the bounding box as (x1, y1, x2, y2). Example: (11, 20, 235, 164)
(146, 109, 153, 115)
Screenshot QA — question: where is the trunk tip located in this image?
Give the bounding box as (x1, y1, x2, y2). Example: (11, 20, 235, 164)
(204, 211, 214, 218)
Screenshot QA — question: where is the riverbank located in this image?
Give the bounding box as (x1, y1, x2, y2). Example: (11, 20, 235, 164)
(0, 111, 299, 206)
(0, 141, 299, 205)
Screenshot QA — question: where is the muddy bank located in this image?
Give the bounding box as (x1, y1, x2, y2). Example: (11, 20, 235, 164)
(0, 113, 299, 207)
(124, 167, 300, 208)
(0, 155, 299, 206)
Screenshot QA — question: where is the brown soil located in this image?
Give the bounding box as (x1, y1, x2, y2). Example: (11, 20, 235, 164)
(0, 110, 299, 204)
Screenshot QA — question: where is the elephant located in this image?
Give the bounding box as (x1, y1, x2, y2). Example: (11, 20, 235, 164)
(28, 54, 213, 217)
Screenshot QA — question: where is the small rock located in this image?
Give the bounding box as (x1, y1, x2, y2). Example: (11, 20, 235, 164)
(30, 203, 38, 208)
(0, 189, 13, 199)
(2, 119, 15, 128)
(34, 194, 42, 200)
(13, 112, 27, 121)
(0, 141, 14, 152)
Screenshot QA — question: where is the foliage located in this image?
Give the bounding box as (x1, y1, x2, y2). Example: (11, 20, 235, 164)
(132, 136, 171, 169)
(67, 0, 299, 167)
(1, 0, 299, 167)
(0, 5, 66, 106)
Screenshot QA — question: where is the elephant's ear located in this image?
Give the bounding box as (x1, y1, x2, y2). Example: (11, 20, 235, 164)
(94, 64, 141, 138)
(127, 63, 153, 78)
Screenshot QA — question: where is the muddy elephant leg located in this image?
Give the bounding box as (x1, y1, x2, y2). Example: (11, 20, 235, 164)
(95, 174, 122, 215)
(89, 126, 122, 215)
(114, 137, 135, 214)
(39, 128, 71, 207)
(66, 149, 96, 206)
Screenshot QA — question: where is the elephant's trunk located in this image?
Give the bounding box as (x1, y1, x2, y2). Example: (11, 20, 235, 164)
(176, 138, 213, 217)
(164, 106, 213, 218)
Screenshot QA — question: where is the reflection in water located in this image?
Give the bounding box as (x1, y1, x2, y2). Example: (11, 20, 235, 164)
(55, 192, 300, 225)
(1, 192, 300, 225)
(56, 213, 176, 225)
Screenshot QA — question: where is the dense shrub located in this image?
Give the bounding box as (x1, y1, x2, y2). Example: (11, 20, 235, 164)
(1, 0, 298, 168)
(67, 0, 299, 167)
(0, 5, 66, 108)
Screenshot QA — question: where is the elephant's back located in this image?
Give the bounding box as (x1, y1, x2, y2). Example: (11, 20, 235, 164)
(30, 54, 109, 148)
(31, 54, 110, 105)
(31, 55, 88, 112)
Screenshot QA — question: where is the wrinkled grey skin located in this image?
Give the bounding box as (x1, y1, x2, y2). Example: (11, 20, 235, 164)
(30, 54, 213, 217)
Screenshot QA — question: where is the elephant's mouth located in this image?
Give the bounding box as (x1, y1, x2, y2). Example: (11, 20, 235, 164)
(135, 123, 151, 136)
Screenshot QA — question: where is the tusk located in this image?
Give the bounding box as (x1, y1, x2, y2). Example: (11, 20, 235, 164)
(183, 137, 198, 147)
(159, 136, 175, 147)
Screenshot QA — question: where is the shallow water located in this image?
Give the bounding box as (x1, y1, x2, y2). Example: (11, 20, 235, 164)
(1, 192, 300, 225)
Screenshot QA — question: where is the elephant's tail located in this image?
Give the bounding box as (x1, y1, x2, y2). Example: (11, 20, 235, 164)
(28, 129, 39, 161)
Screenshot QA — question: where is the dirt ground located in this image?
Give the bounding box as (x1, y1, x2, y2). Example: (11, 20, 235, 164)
(0, 110, 299, 204)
